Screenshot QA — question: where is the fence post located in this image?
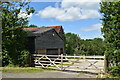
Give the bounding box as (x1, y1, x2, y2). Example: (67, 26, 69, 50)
(83, 55, 85, 61)
(66, 54, 67, 56)
(104, 54, 108, 73)
(61, 54, 63, 70)
(74, 54, 76, 59)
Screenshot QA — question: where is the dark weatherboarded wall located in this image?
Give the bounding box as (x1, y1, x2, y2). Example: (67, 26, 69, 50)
(35, 29, 64, 51)
(27, 37, 35, 53)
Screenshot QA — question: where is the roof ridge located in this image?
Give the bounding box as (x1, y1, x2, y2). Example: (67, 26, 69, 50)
(23, 25, 62, 32)
(24, 25, 61, 28)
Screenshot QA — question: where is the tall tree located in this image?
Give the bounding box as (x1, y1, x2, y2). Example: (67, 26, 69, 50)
(100, 1, 120, 70)
(29, 24, 38, 27)
(1, 1, 35, 66)
(79, 38, 105, 55)
(65, 33, 81, 55)
(24, 24, 38, 28)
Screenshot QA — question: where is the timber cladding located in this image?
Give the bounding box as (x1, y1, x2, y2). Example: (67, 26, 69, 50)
(35, 29, 64, 49)
(24, 25, 65, 55)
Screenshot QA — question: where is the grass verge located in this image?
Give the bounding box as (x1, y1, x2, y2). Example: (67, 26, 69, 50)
(1, 67, 47, 73)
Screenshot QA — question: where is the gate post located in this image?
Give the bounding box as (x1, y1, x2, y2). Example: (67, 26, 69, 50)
(104, 54, 108, 73)
(83, 55, 85, 61)
(61, 54, 63, 70)
(74, 54, 76, 59)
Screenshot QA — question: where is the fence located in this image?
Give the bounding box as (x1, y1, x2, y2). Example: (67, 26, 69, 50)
(32, 54, 106, 73)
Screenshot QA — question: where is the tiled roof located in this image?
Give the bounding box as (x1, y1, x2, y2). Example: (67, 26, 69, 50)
(23, 25, 62, 33)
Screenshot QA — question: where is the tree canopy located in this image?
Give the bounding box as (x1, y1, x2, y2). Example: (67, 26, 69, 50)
(65, 33, 105, 56)
(100, 1, 120, 76)
(1, 1, 35, 66)
(24, 24, 38, 28)
(65, 33, 81, 55)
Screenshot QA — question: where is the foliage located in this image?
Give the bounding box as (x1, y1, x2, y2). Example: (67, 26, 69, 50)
(24, 24, 38, 28)
(80, 38, 105, 55)
(65, 33, 105, 55)
(6, 63, 18, 67)
(65, 33, 81, 55)
(1, 1, 35, 66)
(29, 24, 38, 27)
(100, 1, 120, 75)
(109, 66, 120, 77)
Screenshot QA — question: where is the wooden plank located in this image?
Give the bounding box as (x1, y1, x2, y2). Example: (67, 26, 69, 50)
(34, 59, 38, 62)
(33, 54, 60, 57)
(104, 55, 108, 73)
(38, 61, 50, 62)
(54, 62, 61, 63)
(54, 58, 68, 61)
(61, 54, 63, 70)
(35, 66, 42, 67)
(65, 56, 104, 59)
(45, 56, 61, 70)
(32, 54, 105, 72)
(63, 62, 72, 65)
(63, 58, 81, 70)
(40, 64, 51, 66)
(33, 54, 104, 59)
(65, 68, 103, 70)
(51, 65, 67, 67)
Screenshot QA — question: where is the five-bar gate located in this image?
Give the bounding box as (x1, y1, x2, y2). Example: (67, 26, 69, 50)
(33, 54, 105, 73)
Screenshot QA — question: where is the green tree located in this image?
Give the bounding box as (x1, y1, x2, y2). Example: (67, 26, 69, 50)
(24, 24, 38, 28)
(91, 38, 105, 55)
(1, 2, 35, 66)
(100, 1, 120, 74)
(65, 33, 81, 55)
(79, 38, 105, 56)
(29, 24, 38, 27)
(65, 32, 105, 56)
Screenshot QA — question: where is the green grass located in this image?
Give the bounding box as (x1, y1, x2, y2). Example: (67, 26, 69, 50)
(2, 67, 45, 73)
(95, 72, 120, 78)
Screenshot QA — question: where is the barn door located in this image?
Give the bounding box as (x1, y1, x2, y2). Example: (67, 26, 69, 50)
(46, 49, 58, 55)
(60, 48, 63, 54)
(38, 49, 46, 55)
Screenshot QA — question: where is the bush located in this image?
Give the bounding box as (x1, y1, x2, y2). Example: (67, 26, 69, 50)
(18, 50, 30, 67)
(109, 66, 120, 77)
(3, 50, 30, 67)
(6, 64, 18, 67)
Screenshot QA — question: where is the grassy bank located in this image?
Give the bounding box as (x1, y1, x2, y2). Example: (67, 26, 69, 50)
(1, 67, 47, 73)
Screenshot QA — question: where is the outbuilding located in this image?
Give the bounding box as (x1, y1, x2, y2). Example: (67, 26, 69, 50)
(23, 25, 65, 55)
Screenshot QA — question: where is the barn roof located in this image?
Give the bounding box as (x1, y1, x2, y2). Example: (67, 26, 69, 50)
(23, 25, 62, 33)
(23, 25, 63, 37)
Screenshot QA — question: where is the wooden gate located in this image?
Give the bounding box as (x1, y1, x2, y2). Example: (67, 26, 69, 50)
(33, 54, 105, 73)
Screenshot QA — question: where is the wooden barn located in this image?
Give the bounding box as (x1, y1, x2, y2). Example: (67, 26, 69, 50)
(23, 25, 65, 55)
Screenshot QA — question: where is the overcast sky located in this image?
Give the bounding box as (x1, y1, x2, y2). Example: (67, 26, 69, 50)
(20, 0, 104, 39)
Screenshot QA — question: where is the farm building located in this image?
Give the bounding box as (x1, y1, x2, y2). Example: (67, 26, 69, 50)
(23, 25, 65, 55)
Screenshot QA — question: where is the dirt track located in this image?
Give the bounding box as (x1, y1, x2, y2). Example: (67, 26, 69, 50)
(2, 59, 104, 78)
(2, 70, 98, 78)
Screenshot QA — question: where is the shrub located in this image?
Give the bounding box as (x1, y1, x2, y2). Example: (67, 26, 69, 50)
(18, 50, 30, 67)
(109, 66, 120, 77)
